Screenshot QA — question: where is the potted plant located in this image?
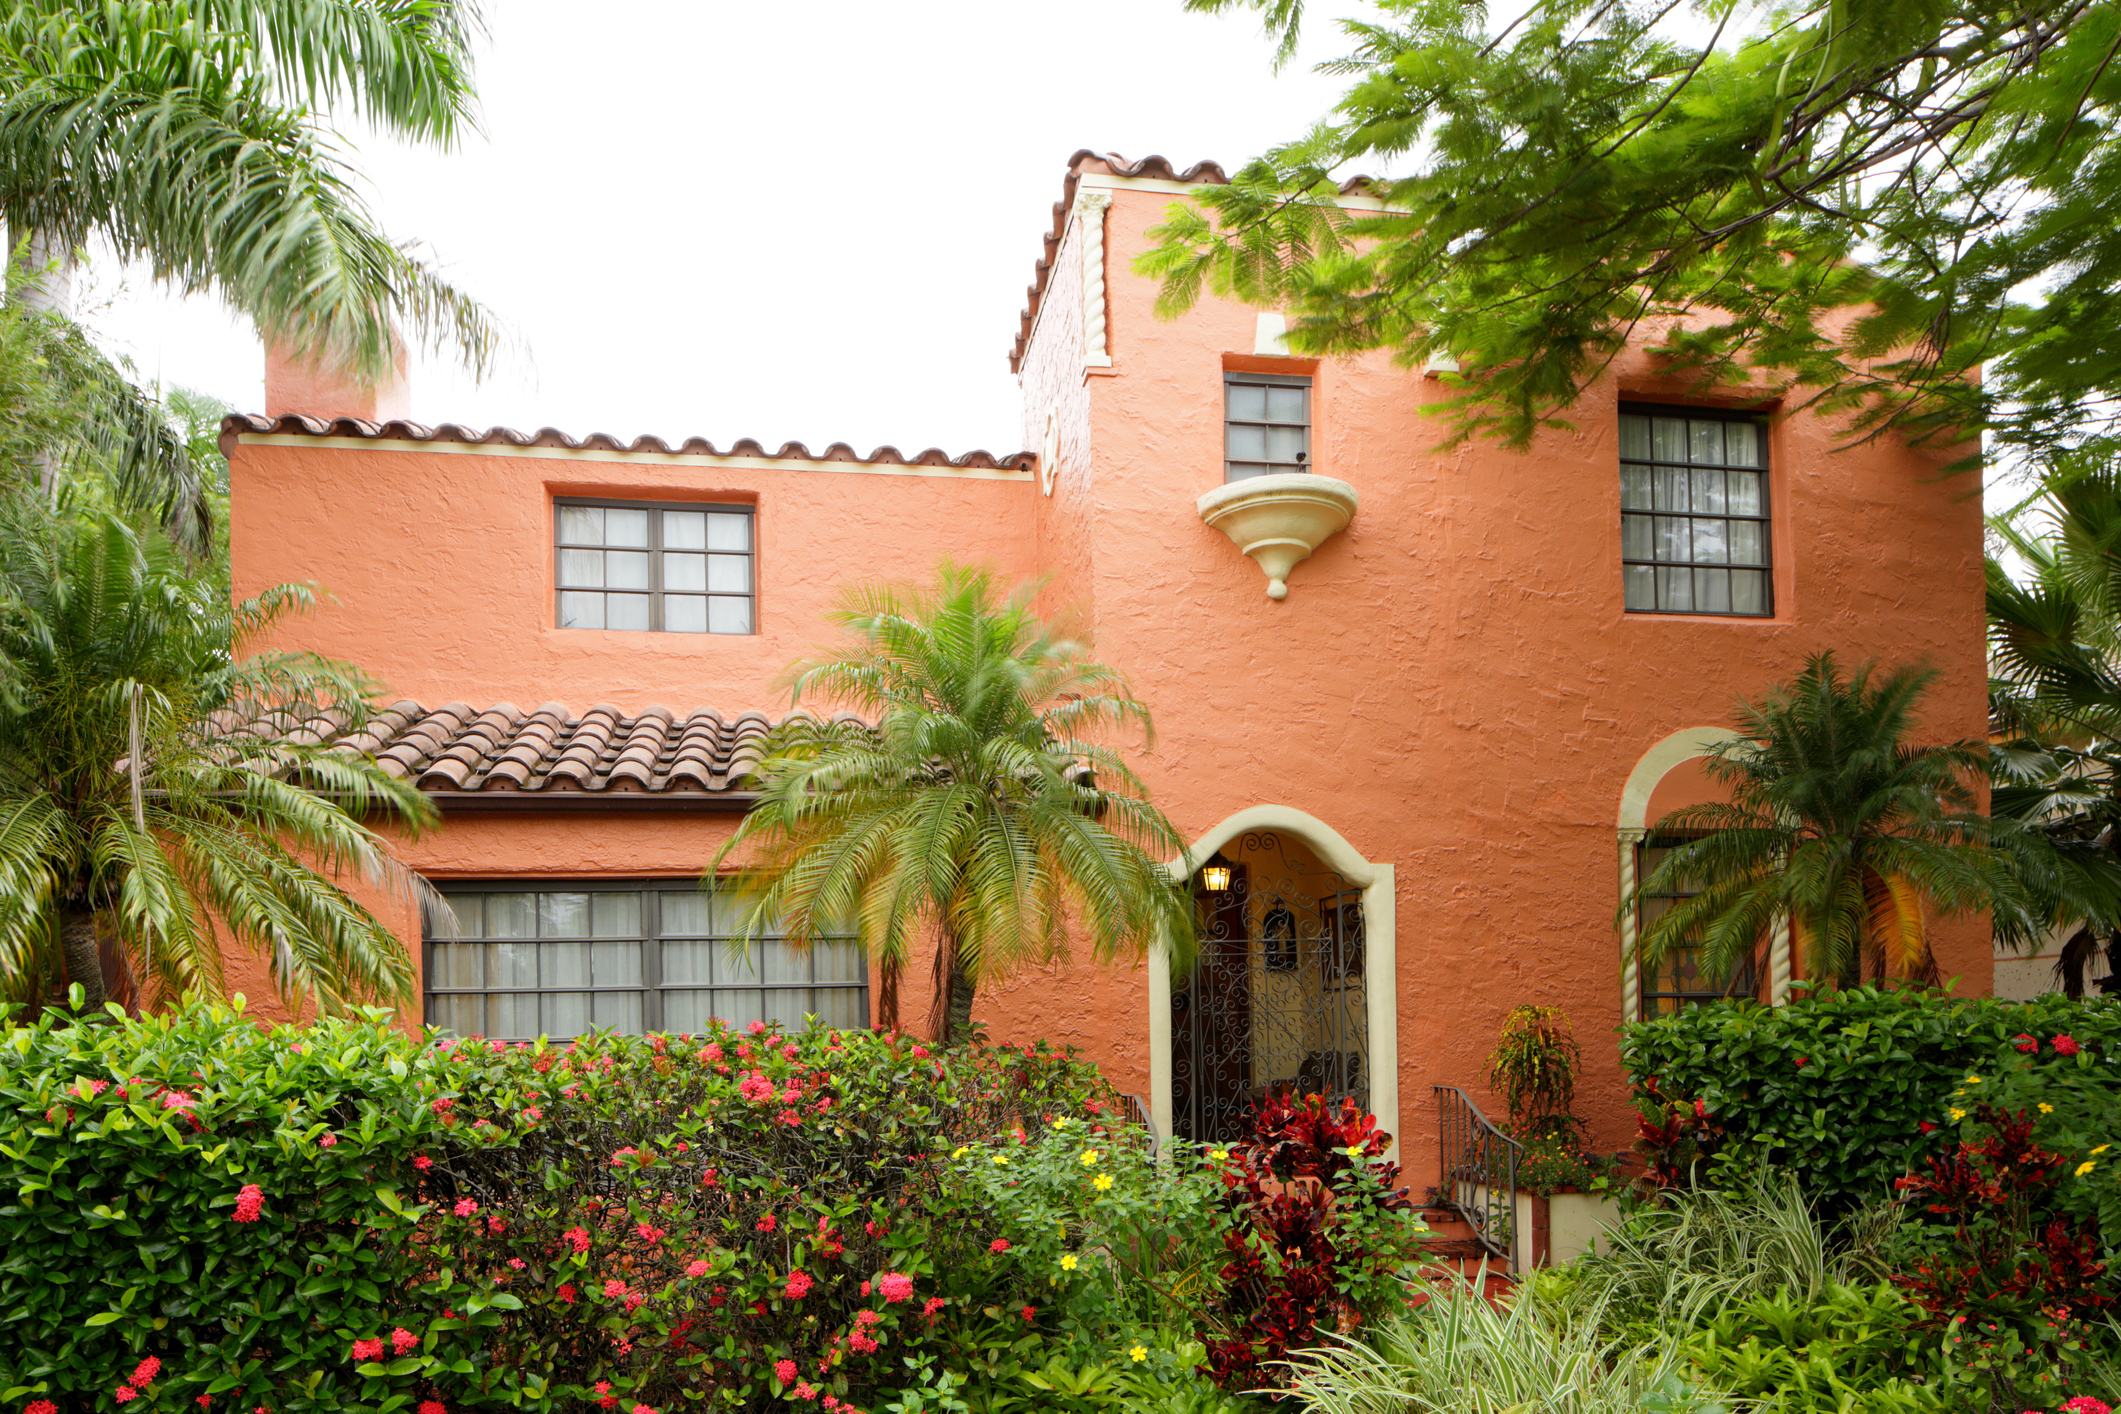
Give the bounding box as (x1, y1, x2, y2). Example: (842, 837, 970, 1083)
(1487, 1005, 1624, 1266)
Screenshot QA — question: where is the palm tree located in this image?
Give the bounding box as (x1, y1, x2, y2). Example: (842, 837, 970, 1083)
(0, 0, 499, 542)
(0, 495, 438, 1015)
(713, 564, 1195, 1045)
(1987, 459, 2121, 994)
(1624, 652, 2087, 992)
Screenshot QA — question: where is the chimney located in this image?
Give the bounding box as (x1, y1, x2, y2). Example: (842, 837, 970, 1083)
(264, 338, 410, 422)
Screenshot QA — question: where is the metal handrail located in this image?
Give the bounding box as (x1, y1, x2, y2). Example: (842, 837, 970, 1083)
(1121, 1092, 1160, 1157)
(1433, 1085, 1522, 1275)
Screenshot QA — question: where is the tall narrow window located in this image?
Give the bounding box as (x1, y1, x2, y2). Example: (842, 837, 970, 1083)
(1225, 373, 1311, 481)
(555, 499, 754, 634)
(425, 881, 866, 1040)
(1620, 407, 1770, 616)
(1636, 836, 1760, 1016)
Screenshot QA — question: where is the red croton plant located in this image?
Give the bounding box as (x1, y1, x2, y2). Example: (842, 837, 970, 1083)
(1204, 1093, 1432, 1390)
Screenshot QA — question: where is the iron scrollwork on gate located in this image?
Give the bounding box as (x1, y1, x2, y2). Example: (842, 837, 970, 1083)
(1171, 832, 1369, 1144)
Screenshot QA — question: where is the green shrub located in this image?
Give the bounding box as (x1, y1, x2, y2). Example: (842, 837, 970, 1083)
(1620, 988, 2121, 1212)
(1679, 1282, 1948, 1413)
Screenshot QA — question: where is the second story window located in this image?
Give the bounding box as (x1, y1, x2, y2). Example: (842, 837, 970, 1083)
(556, 499, 754, 634)
(1225, 373, 1311, 481)
(1620, 407, 1770, 617)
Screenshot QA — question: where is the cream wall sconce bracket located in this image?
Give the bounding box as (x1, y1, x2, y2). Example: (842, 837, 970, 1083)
(1196, 474, 1358, 600)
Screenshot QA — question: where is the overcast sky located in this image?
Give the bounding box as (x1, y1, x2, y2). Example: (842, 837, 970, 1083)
(77, 0, 1371, 457)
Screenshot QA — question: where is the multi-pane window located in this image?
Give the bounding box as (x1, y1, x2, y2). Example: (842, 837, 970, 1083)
(1620, 407, 1771, 616)
(555, 500, 754, 634)
(1636, 837, 1760, 1017)
(1224, 373, 1311, 481)
(425, 882, 866, 1040)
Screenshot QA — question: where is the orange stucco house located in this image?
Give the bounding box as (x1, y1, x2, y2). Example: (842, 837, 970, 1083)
(223, 150, 1990, 1185)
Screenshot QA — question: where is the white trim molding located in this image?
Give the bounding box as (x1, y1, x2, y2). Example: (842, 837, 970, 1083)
(1073, 189, 1113, 369)
(1153, 804, 1400, 1161)
(1617, 727, 1794, 1013)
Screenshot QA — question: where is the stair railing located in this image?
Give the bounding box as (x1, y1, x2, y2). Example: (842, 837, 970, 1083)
(1432, 1084, 1522, 1275)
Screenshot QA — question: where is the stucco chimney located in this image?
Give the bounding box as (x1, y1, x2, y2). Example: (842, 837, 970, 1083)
(264, 338, 410, 422)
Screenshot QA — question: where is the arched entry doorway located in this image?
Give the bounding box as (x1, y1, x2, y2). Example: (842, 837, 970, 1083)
(1151, 806, 1399, 1155)
(1173, 830, 1368, 1142)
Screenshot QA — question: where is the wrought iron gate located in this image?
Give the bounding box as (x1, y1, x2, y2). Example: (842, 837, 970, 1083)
(1171, 836, 1368, 1144)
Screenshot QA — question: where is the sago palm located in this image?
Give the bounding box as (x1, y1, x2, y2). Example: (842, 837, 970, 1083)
(714, 563, 1194, 1045)
(1625, 652, 2067, 991)
(0, 497, 438, 1016)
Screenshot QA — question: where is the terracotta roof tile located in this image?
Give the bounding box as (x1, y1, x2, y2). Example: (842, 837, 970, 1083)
(1009, 149, 1379, 375)
(230, 700, 858, 808)
(220, 413, 1035, 472)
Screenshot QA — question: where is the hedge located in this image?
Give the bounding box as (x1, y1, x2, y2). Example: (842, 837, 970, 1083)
(1619, 987, 2121, 1212)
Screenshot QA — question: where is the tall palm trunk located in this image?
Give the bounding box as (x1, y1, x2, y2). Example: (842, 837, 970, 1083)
(927, 926, 977, 1046)
(58, 908, 105, 1011)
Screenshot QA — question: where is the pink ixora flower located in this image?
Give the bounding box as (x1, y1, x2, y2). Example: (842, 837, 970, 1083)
(921, 1296, 945, 1319)
(414, 1155, 434, 1171)
(351, 1337, 386, 1361)
(563, 1225, 591, 1253)
(785, 1269, 814, 1300)
(431, 1097, 454, 1114)
(318, 1132, 337, 1148)
(453, 1198, 478, 1218)
(602, 1278, 630, 1299)
(775, 1360, 799, 1384)
(686, 1259, 710, 1278)
(793, 1386, 817, 1403)
(2014, 1033, 2039, 1053)
(507, 1257, 525, 1270)
(197, 1398, 212, 1409)
(26, 1401, 57, 1414)
(879, 1271, 914, 1304)
(558, 1283, 578, 1304)
(911, 1046, 929, 1059)
(160, 1091, 196, 1111)
(989, 1238, 1010, 1253)
(131, 1357, 161, 1386)
(635, 1222, 666, 1243)
(756, 1214, 778, 1233)
(419, 1402, 447, 1414)
(232, 1184, 265, 1223)
(631, 1405, 656, 1414)
(748, 1020, 768, 1036)
(391, 1327, 419, 1354)
(114, 1389, 137, 1404)
(2062, 1399, 2113, 1414)
(2056, 1034, 2083, 1057)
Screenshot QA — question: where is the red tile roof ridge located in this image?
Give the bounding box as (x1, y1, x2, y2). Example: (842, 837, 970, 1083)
(1008, 149, 1381, 375)
(220, 412, 1034, 472)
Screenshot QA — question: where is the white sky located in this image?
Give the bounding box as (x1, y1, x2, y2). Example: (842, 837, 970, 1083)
(76, 0, 1370, 457)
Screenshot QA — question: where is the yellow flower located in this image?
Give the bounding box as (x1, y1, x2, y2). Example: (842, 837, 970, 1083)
(1128, 1344, 1148, 1363)
(1949, 1108, 1966, 1121)
(1208, 1148, 1230, 1162)
(1060, 1254, 1079, 1271)
(1094, 1173, 1114, 1192)
(952, 1145, 970, 1158)
(1052, 1116, 1072, 1129)
(1966, 1075, 1983, 1084)
(1344, 1145, 1365, 1159)
(991, 1154, 1010, 1166)
(2040, 1104, 2056, 1114)
(2079, 1161, 2098, 1177)
(1080, 1149, 1102, 1167)
(2094, 1145, 2112, 1156)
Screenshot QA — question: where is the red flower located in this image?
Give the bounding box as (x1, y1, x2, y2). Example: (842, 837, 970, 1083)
(453, 1198, 478, 1218)
(756, 1214, 778, 1233)
(2014, 1034, 2039, 1053)
(1794, 1057, 1808, 1068)
(2056, 1034, 2082, 1056)
(414, 1155, 434, 1171)
(989, 1238, 1010, 1253)
(114, 1389, 137, 1404)
(1919, 1121, 1936, 1134)
(634, 1222, 666, 1243)
(431, 1097, 454, 1114)
(602, 1278, 630, 1299)
(686, 1259, 710, 1278)
(785, 1269, 814, 1300)
(131, 1357, 161, 1386)
(775, 1360, 799, 1384)
(879, 1272, 914, 1303)
(197, 1398, 212, 1409)
(26, 1401, 57, 1414)
(351, 1337, 386, 1361)
(911, 1046, 929, 1059)
(418, 1403, 446, 1414)
(922, 1296, 946, 1318)
(558, 1283, 578, 1304)
(793, 1386, 817, 1402)
(391, 1327, 418, 1354)
(1020, 1305, 1037, 1323)
(318, 1132, 337, 1148)
(563, 1225, 590, 1253)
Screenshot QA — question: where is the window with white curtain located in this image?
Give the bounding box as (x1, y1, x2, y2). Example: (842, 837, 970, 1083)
(423, 882, 867, 1040)
(554, 499, 755, 634)
(1619, 406, 1772, 617)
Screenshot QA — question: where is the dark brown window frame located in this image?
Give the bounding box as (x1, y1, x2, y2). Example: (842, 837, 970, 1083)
(1619, 403, 1773, 618)
(423, 877, 867, 1041)
(1224, 371, 1313, 482)
(1636, 834, 1761, 1018)
(554, 497, 757, 635)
